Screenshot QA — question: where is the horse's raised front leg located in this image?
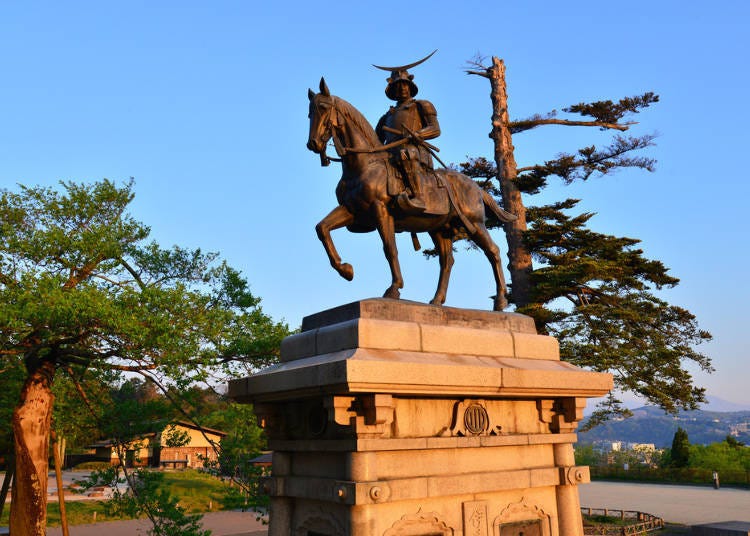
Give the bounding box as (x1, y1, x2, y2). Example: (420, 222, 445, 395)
(316, 205, 355, 281)
(371, 200, 403, 299)
(470, 222, 509, 311)
(429, 230, 454, 306)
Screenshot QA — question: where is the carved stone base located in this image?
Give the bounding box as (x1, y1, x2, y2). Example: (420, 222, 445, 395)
(229, 299, 612, 536)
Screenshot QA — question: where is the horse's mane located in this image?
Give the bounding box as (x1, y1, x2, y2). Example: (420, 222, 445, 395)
(334, 96, 381, 148)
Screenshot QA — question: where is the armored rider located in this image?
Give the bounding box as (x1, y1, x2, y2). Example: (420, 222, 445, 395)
(375, 62, 441, 213)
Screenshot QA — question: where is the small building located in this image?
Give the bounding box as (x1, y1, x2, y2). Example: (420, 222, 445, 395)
(89, 421, 226, 469)
(249, 451, 273, 474)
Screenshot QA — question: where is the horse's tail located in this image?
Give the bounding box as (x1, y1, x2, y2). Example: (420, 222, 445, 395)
(481, 189, 518, 223)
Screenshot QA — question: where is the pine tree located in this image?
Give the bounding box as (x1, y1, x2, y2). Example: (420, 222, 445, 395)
(670, 427, 690, 468)
(464, 56, 712, 419)
(0, 179, 289, 535)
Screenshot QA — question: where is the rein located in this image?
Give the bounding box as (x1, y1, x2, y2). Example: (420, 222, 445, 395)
(317, 96, 403, 160)
(345, 138, 408, 154)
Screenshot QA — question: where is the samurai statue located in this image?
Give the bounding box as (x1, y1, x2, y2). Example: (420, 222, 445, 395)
(374, 51, 441, 213)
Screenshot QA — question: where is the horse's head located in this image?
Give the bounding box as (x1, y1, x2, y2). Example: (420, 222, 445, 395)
(307, 78, 339, 165)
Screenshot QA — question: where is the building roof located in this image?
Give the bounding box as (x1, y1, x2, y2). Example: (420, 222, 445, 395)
(87, 420, 226, 448)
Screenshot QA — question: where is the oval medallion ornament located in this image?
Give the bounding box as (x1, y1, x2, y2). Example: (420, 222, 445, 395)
(464, 404, 489, 435)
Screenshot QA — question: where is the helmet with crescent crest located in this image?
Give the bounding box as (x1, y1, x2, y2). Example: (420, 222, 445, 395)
(374, 50, 436, 101)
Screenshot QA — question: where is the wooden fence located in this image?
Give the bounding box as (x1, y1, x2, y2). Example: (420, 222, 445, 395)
(582, 507, 664, 535)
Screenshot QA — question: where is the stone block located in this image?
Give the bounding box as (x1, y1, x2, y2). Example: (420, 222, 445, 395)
(357, 318, 421, 352)
(513, 331, 560, 360)
(290, 318, 423, 358)
(316, 319, 360, 355)
(421, 323, 514, 357)
(501, 366, 611, 395)
(301, 298, 537, 333)
(279, 329, 317, 361)
(235, 348, 612, 402)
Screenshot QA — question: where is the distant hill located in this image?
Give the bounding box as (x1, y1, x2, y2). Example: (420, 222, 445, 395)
(700, 395, 750, 413)
(579, 406, 750, 448)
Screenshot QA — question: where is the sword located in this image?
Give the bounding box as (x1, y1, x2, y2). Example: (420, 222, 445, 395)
(396, 124, 449, 169)
(381, 125, 448, 169)
(380, 126, 441, 153)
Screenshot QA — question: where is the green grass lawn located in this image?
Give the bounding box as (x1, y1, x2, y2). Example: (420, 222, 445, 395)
(161, 469, 246, 513)
(1, 500, 129, 527)
(0, 469, 253, 527)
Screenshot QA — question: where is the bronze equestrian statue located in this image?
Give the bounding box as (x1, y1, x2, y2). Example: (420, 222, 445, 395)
(306, 57, 516, 311)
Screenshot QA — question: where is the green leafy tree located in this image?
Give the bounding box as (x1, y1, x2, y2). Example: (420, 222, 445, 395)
(76, 392, 210, 536)
(0, 359, 24, 461)
(201, 401, 267, 511)
(724, 435, 745, 449)
(204, 402, 266, 470)
(574, 444, 604, 467)
(688, 438, 750, 473)
(0, 179, 289, 536)
(51, 368, 120, 466)
(670, 427, 691, 468)
(464, 56, 711, 419)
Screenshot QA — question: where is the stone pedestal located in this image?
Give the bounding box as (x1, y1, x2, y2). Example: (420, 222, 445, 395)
(229, 299, 612, 536)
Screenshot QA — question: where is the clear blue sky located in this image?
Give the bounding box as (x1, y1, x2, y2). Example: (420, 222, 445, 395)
(1, 2, 748, 404)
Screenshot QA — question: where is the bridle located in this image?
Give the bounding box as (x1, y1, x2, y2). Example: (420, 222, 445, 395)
(310, 91, 412, 164)
(311, 95, 345, 164)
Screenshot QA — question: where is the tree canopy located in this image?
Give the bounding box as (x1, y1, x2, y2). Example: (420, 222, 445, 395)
(463, 56, 711, 419)
(0, 179, 286, 381)
(0, 179, 289, 535)
(670, 427, 691, 468)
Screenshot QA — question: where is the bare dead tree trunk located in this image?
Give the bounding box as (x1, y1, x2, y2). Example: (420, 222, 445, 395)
(471, 57, 534, 307)
(10, 359, 56, 536)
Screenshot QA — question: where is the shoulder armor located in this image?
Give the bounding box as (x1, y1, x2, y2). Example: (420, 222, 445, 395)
(415, 99, 437, 117)
(375, 113, 388, 141)
(376, 113, 386, 129)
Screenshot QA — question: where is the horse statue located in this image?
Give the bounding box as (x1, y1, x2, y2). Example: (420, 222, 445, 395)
(307, 78, 516, 311)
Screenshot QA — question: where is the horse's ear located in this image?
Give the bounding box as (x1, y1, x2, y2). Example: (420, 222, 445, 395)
(319, 77, 330, 97)
(308, 88, 315, 101)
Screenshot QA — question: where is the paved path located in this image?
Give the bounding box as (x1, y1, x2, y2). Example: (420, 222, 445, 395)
(3, 470, 124, 503)
(579, 481, 750, 525)
(7, 478, 748, 534)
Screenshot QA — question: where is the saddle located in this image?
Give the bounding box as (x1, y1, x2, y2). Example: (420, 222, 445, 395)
(387, 167, 451, 216)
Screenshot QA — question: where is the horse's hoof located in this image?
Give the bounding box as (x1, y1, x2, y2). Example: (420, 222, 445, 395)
(430, 297, 444, 307)
(383, 287, 401, 300)
(339, 263, 354, 281)
(493, 295, 508, 311)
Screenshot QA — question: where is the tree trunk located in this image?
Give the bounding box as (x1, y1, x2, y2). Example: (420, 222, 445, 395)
(0, 450, 14, 519)
(52, 432, 70, 536)
(10, 359, 56, 536)
(485, 57, 533, 307)
(59, 436, 67, 470)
